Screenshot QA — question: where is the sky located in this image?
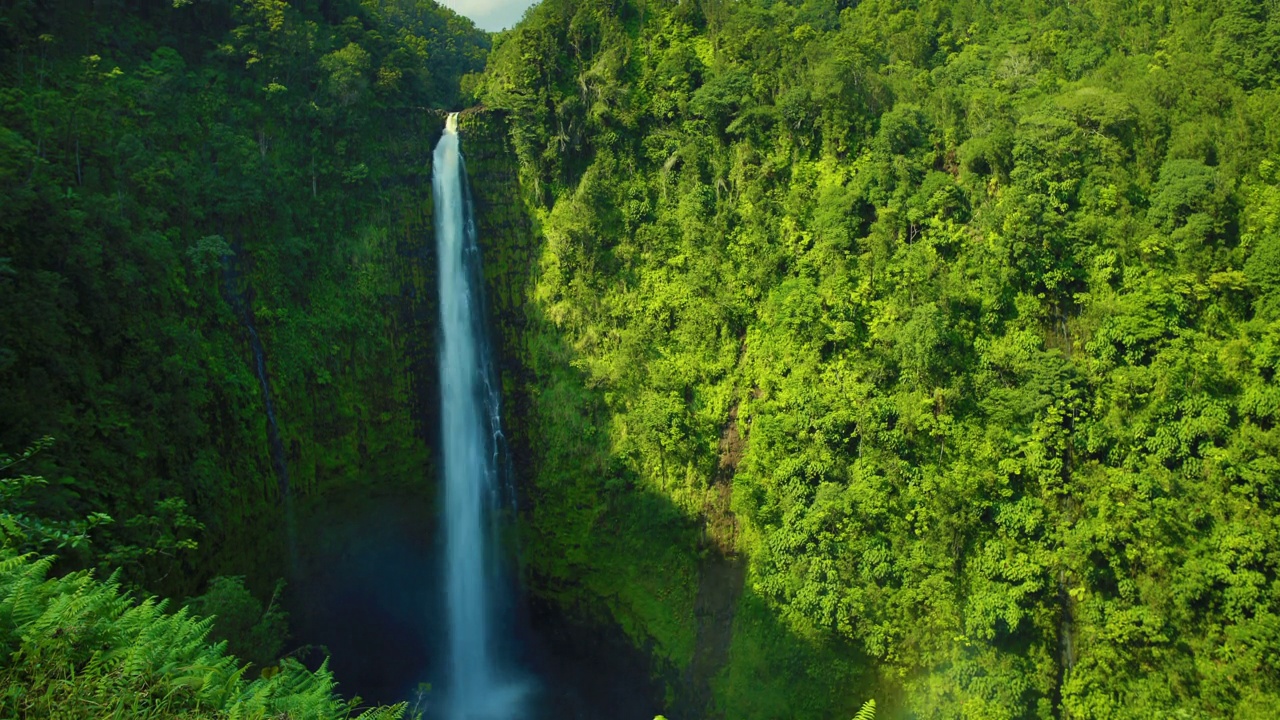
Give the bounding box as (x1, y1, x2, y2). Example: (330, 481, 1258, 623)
(437, 0, 541, 32)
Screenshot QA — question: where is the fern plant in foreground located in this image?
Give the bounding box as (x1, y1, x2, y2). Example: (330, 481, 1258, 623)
(0, 550, 406, 719)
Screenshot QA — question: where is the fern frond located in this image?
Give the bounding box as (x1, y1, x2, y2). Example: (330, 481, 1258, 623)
(353, 702, 409, 720)
(0, 552, 35, 576)
(853, 698, 876, 720)
(0, 550, 404, 719)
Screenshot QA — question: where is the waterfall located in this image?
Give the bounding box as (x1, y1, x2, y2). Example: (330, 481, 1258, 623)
(433, 112, 525, 719)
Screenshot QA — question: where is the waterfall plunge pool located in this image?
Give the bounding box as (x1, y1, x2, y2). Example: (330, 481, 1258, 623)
(282, 486, 664, 719)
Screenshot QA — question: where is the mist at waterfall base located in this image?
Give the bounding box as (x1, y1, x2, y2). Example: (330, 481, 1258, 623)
(281, 118, 663, 719)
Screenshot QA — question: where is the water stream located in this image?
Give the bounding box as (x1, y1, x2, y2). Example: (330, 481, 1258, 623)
(433, 112, 526, 719)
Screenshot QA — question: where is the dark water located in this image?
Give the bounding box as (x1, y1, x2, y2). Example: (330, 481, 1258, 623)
(284, 487, 664, 719)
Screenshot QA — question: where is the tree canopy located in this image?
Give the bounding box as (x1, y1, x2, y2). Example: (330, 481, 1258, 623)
(477, 0, 1280, 716)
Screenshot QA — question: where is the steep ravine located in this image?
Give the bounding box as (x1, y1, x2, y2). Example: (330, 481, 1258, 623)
(273, 110, 672, 718)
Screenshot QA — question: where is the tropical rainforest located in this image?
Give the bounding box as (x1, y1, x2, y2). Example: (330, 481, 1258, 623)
(2, 0, 1279, 718)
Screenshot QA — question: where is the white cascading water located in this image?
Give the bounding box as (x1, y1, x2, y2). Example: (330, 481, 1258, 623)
(432, 112, 524, 719)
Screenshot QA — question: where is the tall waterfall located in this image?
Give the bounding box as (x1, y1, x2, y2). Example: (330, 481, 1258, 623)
(432, 112, 524, 719)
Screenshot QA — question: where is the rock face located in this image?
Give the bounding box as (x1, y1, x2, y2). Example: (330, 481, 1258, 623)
(457, 108, 747, 716)
(457, 109, 538, 509)
(208, 110, 449, 589)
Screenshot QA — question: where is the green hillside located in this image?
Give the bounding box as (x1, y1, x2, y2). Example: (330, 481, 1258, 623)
(476, 0, 1280, 716)
(3, 0, 1279, 718)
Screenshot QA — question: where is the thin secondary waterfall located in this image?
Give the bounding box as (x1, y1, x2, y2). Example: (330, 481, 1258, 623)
(244, 318, 299, 571)
(222, 261, 291, 502)
(245, 322, 290, 501)
(432, 112, 524, 719)
(223, 259, 298, 569)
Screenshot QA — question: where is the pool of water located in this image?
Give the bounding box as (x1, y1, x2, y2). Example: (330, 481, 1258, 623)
(283, 487, 663, 719)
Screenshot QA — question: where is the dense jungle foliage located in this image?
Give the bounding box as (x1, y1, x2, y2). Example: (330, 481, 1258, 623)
(1, 0, 484, 585)
(477, 0, 1280, 717)
(1, 0, 483, 716)
(4, 0, 1280, 718)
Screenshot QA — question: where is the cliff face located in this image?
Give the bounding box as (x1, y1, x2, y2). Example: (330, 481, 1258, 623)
(0, 0, 490, 605)
(1, 92, 450, 598)
(254, 110, 443, 496)
(457, 108, 713, 708)
(457, 109, 538, 495)
(202, 110, 449, 587)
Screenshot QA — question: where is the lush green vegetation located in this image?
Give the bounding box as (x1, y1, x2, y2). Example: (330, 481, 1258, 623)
(0, 442, 403, 718)
(5, 0, 1280, 718)
(0, 548, 404, 720)
(478, 0, 1280, 717)
(1, 0, 481, 716)
(1, 0, 485, 595)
